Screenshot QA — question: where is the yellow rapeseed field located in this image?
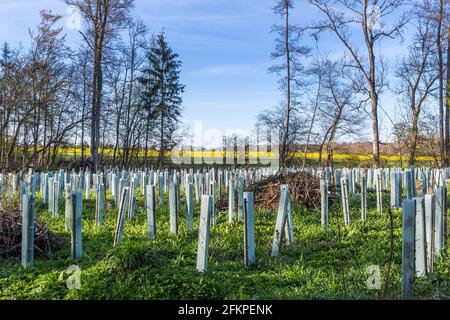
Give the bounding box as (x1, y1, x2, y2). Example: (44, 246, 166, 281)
(57, 147, 436, 162)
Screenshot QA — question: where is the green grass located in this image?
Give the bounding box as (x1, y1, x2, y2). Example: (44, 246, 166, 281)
(0, 189, 449, 300)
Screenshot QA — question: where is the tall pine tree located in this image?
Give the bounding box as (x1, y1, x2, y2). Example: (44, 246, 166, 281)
(139, 33, 184, 169)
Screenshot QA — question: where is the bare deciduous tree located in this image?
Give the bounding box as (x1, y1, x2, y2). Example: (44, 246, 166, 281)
(314, 58, 366, 167)
(301, 58, 324, 169)
(309, 0, 408, 167)
(394, 6, 439, 165)
(256, 102, 307, 165)
(270, 0, 310, 169)
(64, 0, 134, 169)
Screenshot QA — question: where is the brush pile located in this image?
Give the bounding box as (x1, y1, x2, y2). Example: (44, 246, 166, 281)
(217, 171, 338, 211)
(0, 209, 66, 260)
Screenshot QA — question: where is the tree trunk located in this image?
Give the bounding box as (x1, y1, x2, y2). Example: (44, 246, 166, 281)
(446, 24, 450, 164)
(302, 77, 321, 169)
(40, 106, 48, 167)
(409, 110, 419, 166)
(81, 70, 86, 160)
(370, 88, 380, 167)
(362, 1, 380, 168)
(158, 107, 164, 170)
(318, 141, 325, 165)
(144, 112, 150, 167)
(90, 6, 107, 171)
(437, 0, 445, 167)
(33, 103, 40, 168)
(325, 144, 334, 168)
(91, 51, 100, 169)
(281, 0, 291, 169)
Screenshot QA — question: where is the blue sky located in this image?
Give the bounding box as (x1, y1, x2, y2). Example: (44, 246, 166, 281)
(0, 0, 412, 142)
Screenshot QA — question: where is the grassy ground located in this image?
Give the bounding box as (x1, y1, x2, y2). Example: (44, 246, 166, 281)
(0, 188, 449, 300)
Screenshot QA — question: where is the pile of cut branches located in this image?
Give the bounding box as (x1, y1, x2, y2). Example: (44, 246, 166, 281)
(0, 209, 66, 260)
(217, 171, 337, 211)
